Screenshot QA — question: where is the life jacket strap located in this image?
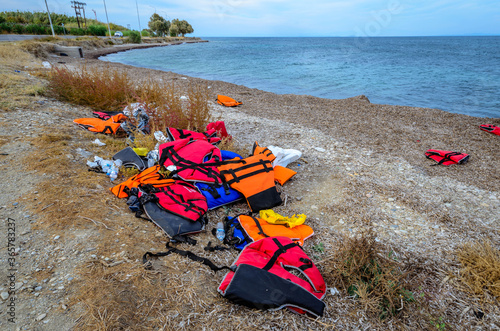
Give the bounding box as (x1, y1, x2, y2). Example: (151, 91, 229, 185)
(143, 242, 232, 272)
(262, 238, 301, 271)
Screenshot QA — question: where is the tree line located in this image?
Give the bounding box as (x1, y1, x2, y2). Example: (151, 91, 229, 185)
(148, 14, 193, 37)
(0, 10, 194, 38)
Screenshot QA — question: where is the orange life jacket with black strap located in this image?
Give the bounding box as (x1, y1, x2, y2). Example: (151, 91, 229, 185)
(218, 142, 282, 212)
(110, 165, 174, 199)
(236, 214, 313, 246)
(218, 236, 327, 317)
(425, 149, 470, 166)
(73, 113, 128, 134)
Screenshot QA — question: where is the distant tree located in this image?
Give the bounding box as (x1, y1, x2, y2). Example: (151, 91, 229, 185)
(148, 13, 170, 37)
(169, 23, 179, 37)
(171, 19, 193, 37)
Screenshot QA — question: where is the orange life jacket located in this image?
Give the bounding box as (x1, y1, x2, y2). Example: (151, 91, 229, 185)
(110, 165, 174, 198)
(73, 113, 128, 134)
(237, 214, 313, 246)
(216, 94, 242, 107)
(218, 142, 281, 212)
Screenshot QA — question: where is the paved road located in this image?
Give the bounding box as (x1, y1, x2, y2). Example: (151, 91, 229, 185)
(0, 34, 82, 42)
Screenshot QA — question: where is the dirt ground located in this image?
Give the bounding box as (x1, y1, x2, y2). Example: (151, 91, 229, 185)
(0, 41, 498, 330)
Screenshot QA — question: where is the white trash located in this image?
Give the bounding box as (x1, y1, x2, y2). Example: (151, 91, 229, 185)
(92, 138, 106, 146)
(268, 145, 302, 168)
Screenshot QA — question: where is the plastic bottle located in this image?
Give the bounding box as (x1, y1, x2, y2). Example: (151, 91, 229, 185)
(216, 221, 225, 241)
(109, 160, 122, 181)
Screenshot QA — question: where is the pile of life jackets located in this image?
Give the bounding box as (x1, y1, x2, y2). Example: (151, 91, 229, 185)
(105, 121, 329, 316)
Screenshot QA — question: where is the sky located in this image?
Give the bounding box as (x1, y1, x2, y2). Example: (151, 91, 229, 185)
(1, 0, 499, 37)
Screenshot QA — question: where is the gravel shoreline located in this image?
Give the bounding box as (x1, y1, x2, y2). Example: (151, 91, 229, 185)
(2, 42, 495, 329)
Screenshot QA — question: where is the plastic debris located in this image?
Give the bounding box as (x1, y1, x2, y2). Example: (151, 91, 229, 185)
(268, 145, 302, 167)
(92, 138, 106, 146)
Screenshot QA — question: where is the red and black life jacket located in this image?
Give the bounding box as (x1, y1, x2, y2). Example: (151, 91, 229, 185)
(158, 138, 223, 184)
(479, 124, 500, 136)
(218, 236, 327, 317)
(166, 127, 221, 145)
(138, 181, 208, 239)
(425, 149, 470, 166)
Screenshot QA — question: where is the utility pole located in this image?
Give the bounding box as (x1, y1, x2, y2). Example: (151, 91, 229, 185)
(135, 0, 142, 32)
(103, 0, 112, 38)
(44, 0, 56, 37)
(71, 1, 87, 29)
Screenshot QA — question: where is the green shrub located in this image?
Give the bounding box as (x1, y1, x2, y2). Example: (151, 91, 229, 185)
(87, 25, 107, 36)
(128, 31, 141, 44)
(141, 30, 150, 37)
(12, 23, 25, 34)
(0, 22, 12, 33)
(25, 24, 46, 35)
(69, 27, 85, 36)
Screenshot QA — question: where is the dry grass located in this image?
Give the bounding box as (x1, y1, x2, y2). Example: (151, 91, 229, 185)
(320, 228, 422, 320)
(46, 65, 135, 112)
(47, 66, 213, 131)
(456, 240, 500, 302)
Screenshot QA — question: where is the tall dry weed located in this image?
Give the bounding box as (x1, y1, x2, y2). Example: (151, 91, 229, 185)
(457, 240, 500, 301)
(46, 65, 135, 112)
(320, 228, 418, 319)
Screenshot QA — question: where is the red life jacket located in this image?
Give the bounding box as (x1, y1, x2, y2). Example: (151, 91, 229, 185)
(166, 127, 221, 145)
(425, 149, 470, 166)
(206, 121, 231, 140)
(138, 181, 207, 223)
(218, 236, 326, 317)
(158, 138, 223, 184)
(480, 124, 500, 136)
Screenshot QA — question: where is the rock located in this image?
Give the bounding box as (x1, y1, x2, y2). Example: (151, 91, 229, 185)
(314, 147, 326, 152)
(35, 286, 42, 291)
(1, 292, 9, 300)
(366, 193, 373, 198)
(13, 202, 19, 206)
(388, 198, 395, 202)
(36, 313, 47, 321)
(54, 235, 60, 240)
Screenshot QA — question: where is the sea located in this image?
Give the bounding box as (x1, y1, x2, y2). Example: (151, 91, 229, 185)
(100, 36, 500, 118)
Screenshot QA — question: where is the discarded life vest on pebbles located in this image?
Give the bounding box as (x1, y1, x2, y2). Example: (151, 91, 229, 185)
(138, 181, 208, 238)
(166, 127, 221, 145)
(218, 142, 282, 212)
(73, 113, 128, 135)
(216, 94, 242, 107)
(224, 215, 313, 249)
(425, 149, 470, 166)
(480, 124, 500, 136)
(158, 138, 223, 184)
(110, 165, 174, 199)
(218, 236, 327, 317)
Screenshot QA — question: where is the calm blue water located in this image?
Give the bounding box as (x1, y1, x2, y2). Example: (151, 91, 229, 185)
(101, 37, 500, 118)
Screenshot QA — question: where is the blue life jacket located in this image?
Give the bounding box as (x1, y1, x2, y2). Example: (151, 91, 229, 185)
(195, 150, 244, 210)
